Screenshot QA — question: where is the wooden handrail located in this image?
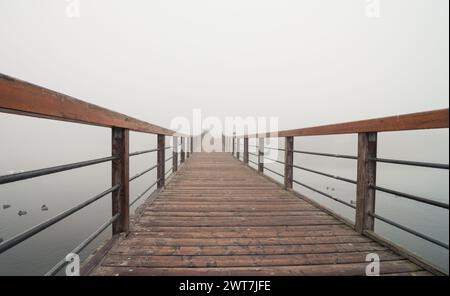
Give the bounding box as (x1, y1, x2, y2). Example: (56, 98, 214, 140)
(0, 73, 194, 252)
(231, 107, 449, 275)
(0, 73, 187, 136)
(239, 108, 449, 138)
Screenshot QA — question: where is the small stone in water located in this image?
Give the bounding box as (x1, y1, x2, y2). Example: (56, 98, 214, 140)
(0, 238, 3, 243)
(41, 205, 49, 211)
(2, 204, 11, 210)
(18, 210, 27, 216)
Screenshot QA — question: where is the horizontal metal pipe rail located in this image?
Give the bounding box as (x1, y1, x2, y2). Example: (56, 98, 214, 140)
(130, 147, 172, 157)
(292, 179, 356, 209)
(45, 213, 120, 276)
(130, 179, 159, 207)
(371, 157, 449, 170)
(293, 150, 357, 160)
(291, 164, 357, 185)
(263, 166, 284, 178)
(129, 164, 158, 182)
(165, 167, 174, 179)
(263, 156, 285, 165)
(266, 146, 285, 151)
(249, 159, 258, 166)
(370, 184, 449, 210)
(370, 212, 449, 250)
(0, 185, 120, 254)
(0, 156, 118, 185)
(129, 148, 158, 157)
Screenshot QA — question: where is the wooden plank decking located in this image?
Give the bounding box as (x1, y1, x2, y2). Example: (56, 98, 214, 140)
(87, 153, 431, 276)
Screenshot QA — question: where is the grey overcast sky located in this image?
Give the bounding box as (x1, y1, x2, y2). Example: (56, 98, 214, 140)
(0, 0, 448, 130)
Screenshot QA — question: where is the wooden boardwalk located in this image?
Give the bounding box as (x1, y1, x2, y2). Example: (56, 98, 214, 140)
(87, 153, 431, 276)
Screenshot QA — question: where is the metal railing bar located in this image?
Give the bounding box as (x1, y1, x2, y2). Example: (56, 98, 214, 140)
(165, 157, 174, 163)
(129, 180, 159, 207)
(249, 159, 258, 166)
(291, 164, 357, 185)
(370, 212, 449, 250)
(45, 213, 120, 276)
(0, 156, 118, 185)
(265, 146, 286, 152)
(0, 185, 120, 254)
(292, 179, 356, 209)
(129, 164, 158, 182)
(370, 184, 449, 210)
(263, 156, 285, 165)
(371, 157, 449, 170)
(263, 166, 284, 178)
(165, 168, 174, 180)
(129, 149, 158, 157)
(248, 152, 258, 157)
(293, 150, 357, 160)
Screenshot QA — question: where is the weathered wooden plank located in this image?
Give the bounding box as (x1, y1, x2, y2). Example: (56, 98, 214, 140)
(90, 260, 423, 276)
(125, 228, 358, 238)
(102, 250, 402, 268)
(118, 235, 372, 247)
(130, 225, 353, 234)
(0, 74, 179, 135)
(141, 211, 327, 217)
(88, 152, 427, 276)
(242, 109, 449, 138)
(109, 242, 387, 256)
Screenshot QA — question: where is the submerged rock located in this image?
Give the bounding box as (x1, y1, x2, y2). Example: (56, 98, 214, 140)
(41, 205, 48, 211)
(18, 210, 27, 216)
(0, 238, 3, 243)
(2, 204, 11, 210)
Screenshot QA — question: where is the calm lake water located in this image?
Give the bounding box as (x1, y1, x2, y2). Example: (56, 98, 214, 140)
(0, 114, 448, 275)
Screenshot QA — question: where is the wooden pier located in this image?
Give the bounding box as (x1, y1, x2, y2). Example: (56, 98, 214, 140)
(85, 153, 431, 276)
(0, 74, 448, 276)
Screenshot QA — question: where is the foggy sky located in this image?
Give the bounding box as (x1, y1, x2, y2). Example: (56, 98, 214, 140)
(0, 0, 448, 131)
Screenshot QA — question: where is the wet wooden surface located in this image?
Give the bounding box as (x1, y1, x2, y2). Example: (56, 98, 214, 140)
(88, 153, 430, 276)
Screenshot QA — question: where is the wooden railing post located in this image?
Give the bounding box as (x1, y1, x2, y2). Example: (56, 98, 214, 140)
(112, 127, 130, 235)
(190, 136, 194, 155)
(232, 136, 235, 156)
(284, 136, 294, 189)
(186, 137, 190, 159)
(173, 136, 178, 172)
(355, 132, 377, 234)
(157, 134, 165, 189)
(180, 137, 185, 163)
(237, 138, 241, 160)
(258, 138, 264, 173)
(222, 134, 226, 152)
(244, 138, 249, 164)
